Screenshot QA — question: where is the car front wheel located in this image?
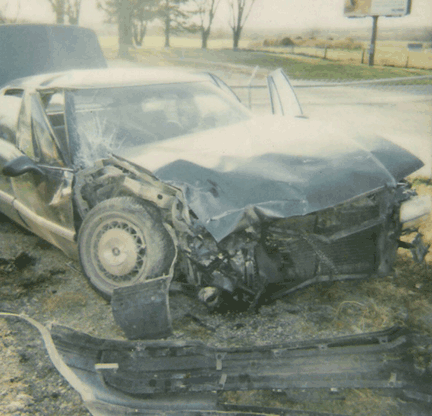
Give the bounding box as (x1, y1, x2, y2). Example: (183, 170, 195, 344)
(78, 197, 175, 299)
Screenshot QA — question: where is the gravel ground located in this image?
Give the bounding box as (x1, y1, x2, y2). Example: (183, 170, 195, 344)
(1, 179, 432, 416)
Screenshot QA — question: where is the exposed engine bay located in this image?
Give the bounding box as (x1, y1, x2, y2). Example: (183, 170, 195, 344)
(74, 157, 429, 312)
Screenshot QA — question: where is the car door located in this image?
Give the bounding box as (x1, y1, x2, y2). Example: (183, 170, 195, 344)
(0, 138, 25, 225)
(0, 90, 29, 226)
(10, 89, 77, 256)
(267, 68, 304, 118)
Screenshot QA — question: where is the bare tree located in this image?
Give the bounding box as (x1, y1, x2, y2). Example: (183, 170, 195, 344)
(193, 0, 220, 49)
(66, 0, 82, 24)
(47, 0, 83, 25)
(117, 0, 134, 56)
(98, 0, 133, 56)
(131, 0, 157, 46)
(47, 0, 66, 23)
(158, 0, 197, 48)
(0, 1, 21, 23)
(227, 0, 257, 49)
(99, 0, 156, 55)
(0, 0, 21, 25)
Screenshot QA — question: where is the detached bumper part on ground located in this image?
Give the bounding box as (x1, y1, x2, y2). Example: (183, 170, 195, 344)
(1, 314, 432, 416)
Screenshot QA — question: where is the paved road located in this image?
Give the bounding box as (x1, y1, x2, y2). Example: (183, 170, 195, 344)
(224, 74, 432, 178)
(112, 58, 432, 177)
(294, 86, 432, 177)
(303, 91, 431, 177)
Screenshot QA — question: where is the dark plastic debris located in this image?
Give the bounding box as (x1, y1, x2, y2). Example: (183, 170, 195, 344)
(111, 276, 173, 340)
(2, 313, 432, 416)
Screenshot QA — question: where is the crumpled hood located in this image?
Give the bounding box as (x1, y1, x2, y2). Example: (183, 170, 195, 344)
(119, 115, 423, 241)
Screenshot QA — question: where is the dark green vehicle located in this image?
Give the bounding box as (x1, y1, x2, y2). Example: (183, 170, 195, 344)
(0, 26, 429, 307)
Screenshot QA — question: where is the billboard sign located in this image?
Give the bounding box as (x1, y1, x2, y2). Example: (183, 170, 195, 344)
(344, 0, 412, 17)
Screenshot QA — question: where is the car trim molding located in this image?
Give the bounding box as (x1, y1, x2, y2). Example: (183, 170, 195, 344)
(0, 190, 14, 206)
(13, 199, 76, 242)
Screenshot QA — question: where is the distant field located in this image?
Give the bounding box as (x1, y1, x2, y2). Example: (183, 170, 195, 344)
(99, 35, 432, 82)
(250, 40, 432, 70)
(99, 35, 250, 52)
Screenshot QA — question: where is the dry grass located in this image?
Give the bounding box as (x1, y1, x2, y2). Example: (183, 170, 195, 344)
(250, 39, 432, 70)
(98, 35, 249, 54)
(42, 291, 88, 312)
(100, 34, 432, 70)
(98, 32, 432, 85)
(222, 388, 403, 415)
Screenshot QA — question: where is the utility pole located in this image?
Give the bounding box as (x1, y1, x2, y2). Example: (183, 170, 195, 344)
(368, 15, 379, 66)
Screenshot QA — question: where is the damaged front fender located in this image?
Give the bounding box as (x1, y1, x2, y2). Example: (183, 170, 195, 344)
(73, 156, 180, 220)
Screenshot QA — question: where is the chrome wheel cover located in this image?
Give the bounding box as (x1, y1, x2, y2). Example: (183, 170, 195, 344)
(91, 219, 147, 285)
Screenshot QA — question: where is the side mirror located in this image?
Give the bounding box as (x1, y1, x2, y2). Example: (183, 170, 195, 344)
(3, 155, 44, 177)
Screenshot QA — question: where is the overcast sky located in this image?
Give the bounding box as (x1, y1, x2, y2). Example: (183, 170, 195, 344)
(3, 0, 432, 32)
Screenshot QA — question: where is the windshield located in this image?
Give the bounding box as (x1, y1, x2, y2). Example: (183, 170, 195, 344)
(65, 81, 251, 168)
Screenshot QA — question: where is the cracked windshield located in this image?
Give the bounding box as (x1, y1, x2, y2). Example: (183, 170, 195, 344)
(65, 82, 250, 167)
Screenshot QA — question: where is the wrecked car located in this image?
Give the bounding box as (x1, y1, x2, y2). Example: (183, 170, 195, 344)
(0, 66, 429, 309)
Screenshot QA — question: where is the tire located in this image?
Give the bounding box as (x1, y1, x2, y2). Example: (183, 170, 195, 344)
(78, 197, 175, 299)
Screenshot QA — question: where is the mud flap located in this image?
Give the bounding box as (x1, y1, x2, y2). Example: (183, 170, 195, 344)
(111, 276, 173, 340)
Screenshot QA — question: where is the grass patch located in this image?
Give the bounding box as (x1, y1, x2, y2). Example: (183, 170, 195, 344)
(99, 35, 432, 81)
(410, 177, 432, 187)
(250, 37, 432, 70)
(43, 292, 88, 312)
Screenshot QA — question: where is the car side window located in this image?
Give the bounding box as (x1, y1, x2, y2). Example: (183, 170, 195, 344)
(16, 94, 36, 158)
(0, 91, 24, 145)
(31, 95, 62, 164)
(42, 91, 68, 154)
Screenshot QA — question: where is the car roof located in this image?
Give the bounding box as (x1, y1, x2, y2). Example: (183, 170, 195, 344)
(6, 68, 210, 91)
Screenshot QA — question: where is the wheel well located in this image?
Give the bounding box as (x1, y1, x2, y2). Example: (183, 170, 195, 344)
(73, 160, 177, 237)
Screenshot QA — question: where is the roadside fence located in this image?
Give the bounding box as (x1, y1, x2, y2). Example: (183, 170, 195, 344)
(251, 46, 432, 70)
